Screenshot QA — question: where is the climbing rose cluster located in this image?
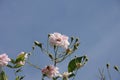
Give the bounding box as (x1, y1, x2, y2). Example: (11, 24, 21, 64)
(49, 32, 70, 49)
(42, 65, 59, 78)
(0, 54, 11, 67)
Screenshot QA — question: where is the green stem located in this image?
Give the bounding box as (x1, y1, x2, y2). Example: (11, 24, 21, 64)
(98, 68, 105, 80)
(54, 47, 58, 66)
(0, 66, 2, 73)
(27, 61, 41, 70)
(72, 69, 78, 80)
(107, 68, 112, 80)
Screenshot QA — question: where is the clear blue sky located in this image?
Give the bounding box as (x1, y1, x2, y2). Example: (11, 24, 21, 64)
(0, 0, 120, 80)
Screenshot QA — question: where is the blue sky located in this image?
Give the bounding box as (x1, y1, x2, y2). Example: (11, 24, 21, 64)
(0, 0, 120, 80)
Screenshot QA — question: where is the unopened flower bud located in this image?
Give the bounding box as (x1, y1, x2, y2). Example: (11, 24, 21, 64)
(83, 55, 87, 59)
(73, 45, 78, 51)
(106, 63, 110, 69)
(114, 65, 119, 72)
(70, 37, 74, 43)
(34, 41, 42, 48)
(48, 54, 53, 59)
(75, 38, 79, 42)
(32, 46, 35, 50)
(76, 42, 80, 47)
(48, 34, 50, 38)
(85, 57, 88, 62)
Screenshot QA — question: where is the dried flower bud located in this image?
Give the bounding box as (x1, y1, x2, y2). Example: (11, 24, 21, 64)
(66, 48, 72, 54)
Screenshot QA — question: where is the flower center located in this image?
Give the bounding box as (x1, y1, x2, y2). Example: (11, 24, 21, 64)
(56, 38, 61, 42)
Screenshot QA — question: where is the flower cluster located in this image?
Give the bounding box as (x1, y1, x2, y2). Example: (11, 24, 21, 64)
(0, 32, 119, 80)
(0, 32, 88, 80)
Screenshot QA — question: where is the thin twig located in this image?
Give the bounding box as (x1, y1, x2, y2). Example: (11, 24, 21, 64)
(26, 61, 41, 70)
(107, 68, 112, 80)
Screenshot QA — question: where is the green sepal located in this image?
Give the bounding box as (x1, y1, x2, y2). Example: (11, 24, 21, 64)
(10, 58, 16, 64)
(14, 64, 23, 68)
(7, 64, 13, 68)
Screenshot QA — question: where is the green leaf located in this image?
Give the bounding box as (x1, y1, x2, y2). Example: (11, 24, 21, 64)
(10, 58, 16, 64)
(0, 71, 8, 80)
(14, 64, 23, 68)
(15, 54, 25, 63)
(15, 76, 25, 80)
(20, 76, 25, 80)
(68, 55, 88, 72)
(52, 77, 57, 80)
(15, 69, 22, 73)
(7, 64, 13, 68)
(15, 76, 20, 80)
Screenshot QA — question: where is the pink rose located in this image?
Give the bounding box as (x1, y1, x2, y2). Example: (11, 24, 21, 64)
(49, 32, 70, 49)
(0, 54, 11, 67)
(42, 65, 59, 78)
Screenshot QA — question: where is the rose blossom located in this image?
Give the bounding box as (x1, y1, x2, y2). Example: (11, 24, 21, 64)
(42, 65, 59, 78)
(0, 53, 11, 67)
(49, 32, 70, 49)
